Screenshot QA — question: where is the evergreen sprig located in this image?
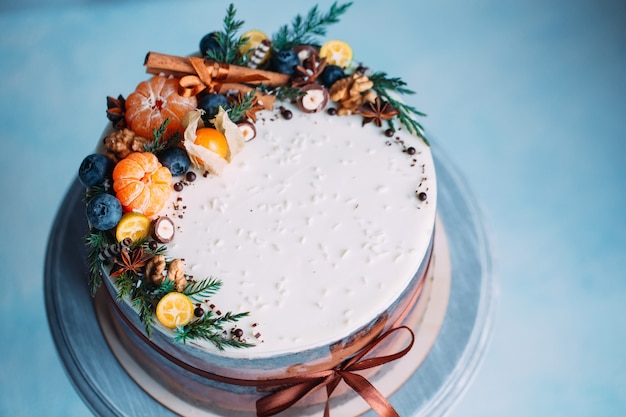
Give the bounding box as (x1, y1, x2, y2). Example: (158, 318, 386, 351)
(272, 85, 306, 102)
(369, 71, 429, 145)
(114, 271, 175, 338)
(99, 244, 251, 348)
(228, 89, 257, 122)
(206, 4, 247, 65)
(272, 2, 353, 50)
(183, 277, 222, 303)
(143, 118, 181, 154)
(85, 229, 113, 296)
(174, 310, 253, 350)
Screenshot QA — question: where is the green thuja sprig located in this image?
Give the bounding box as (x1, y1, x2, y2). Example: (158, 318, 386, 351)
(174, 310, 253, 350)
(85, 229, 113, 296)
(369, 71, 429, 145)
(115, 270, 175, 338)
(228, 89, 257, 122)
(207, 4, 247, 65)
(143, 118, 182, 154)
(183, 277, 222, 303)
(272, 1, 353, 50)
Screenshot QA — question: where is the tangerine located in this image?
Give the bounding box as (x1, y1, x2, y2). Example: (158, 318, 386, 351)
(125, 75, 198, 139)
(112, 152, 172, 218)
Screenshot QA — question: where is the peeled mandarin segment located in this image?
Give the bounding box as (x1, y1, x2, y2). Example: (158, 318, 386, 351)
(128, 189, 151, 214)
(115, 182, 145, 207)
(132, 152, 159, 172)
(319, 40, 353, 68)
(156, 292, 194, 329)
(153, 166, 174, 183)
(143, 188, 168, 217)
(113, 159, 144, 183)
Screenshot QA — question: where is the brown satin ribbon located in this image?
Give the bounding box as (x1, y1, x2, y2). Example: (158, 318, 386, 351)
(105, 282, 423, 416)
(256, 325, 415, 417)
(104, 249, 429, 417)
(179, 57, 273, 97)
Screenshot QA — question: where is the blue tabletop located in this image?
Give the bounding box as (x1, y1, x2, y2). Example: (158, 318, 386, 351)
(1, 0, 624, 416)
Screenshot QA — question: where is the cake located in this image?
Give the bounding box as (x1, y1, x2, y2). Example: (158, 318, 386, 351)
(79, 3, 439, 416)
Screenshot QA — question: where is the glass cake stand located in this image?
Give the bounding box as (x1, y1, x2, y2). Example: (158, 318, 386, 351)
(45, 147, 496, 417)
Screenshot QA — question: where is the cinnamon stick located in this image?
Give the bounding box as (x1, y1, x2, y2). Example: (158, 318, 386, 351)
(144, 52, 289, 87)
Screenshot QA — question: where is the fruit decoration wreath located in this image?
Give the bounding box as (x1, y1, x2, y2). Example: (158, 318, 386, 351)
(80, 2, 427, 349)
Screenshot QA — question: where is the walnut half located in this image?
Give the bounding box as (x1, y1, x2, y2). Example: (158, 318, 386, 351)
(167, 258, 187, 292)
(103, 128, 150, 163)
(145, 254, 166, 285)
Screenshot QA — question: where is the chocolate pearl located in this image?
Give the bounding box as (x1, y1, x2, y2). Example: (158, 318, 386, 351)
(173, 182, 184, 192)
(233, 328, 244, 338)
(327, 107, 337, 116)
(194, 306, 204, 317)
(186, 171, 197, 182)
(407, 146, 416, 155)
(417, 192, 428, 201)
(281, 109, 293, 120)
(148, 240, 158, 251)
(384, 128, 395, 137)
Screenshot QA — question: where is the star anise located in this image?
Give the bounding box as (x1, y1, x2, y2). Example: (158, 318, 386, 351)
(110, 246, 150, 278)
(229, 90, 275, 123)
(291, 55, 327, 88)
(357, 97, 399, 127)
(106, 95, 127, 129)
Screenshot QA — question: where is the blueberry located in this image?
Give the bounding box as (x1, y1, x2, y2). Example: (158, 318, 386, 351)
(270, 49, 300, 75)
(158, 147, 191, 177)
(319, 65, 346, 88)
(78, 153, 113, 188)
(199, 32, 221, 57)
(86, 193, 122, 231)
(198, 93, 230, 122)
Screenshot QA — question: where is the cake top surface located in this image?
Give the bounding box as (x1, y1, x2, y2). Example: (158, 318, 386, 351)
(79, 2, 434, 356)
(162, 102, 435, 355)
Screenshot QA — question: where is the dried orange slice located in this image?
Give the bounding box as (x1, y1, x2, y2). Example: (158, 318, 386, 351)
(125, 75, 198, 139)
(239, 29, 269, 61)
(319, 40, 353, 68)
(156, 292, 194, 329)
(112, 152, 172, 218)
(115, 212, 151, 243)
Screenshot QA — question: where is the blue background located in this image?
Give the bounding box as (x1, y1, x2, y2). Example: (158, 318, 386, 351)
(1, 0, 624, 415)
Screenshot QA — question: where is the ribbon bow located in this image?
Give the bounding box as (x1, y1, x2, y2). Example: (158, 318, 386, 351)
(178, 57, 284, 97)
(256, 326, 415, 417)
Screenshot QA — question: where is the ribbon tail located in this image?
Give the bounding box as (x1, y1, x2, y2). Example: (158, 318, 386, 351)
(341, 371, 400, 417)
(322, 375, 343, 417)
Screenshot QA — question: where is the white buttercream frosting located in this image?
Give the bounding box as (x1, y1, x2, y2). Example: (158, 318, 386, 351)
(157, 102, 437, 357)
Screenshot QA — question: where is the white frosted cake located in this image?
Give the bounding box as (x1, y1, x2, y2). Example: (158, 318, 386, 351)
(79, 3, 440, 416)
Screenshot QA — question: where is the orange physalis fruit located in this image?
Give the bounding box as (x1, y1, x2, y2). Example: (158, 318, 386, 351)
(112, 152, 172, 218)
(194, 127, 229, 159)
(125, 75, 198, 139)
